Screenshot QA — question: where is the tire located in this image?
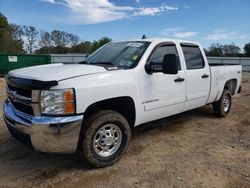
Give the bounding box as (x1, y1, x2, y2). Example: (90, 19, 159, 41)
(78, 110, 131, 168)
(213, 89, 232, 117)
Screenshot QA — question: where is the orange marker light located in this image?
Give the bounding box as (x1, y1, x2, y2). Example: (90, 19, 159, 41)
(64, 102, 75, 114)
(64, 90, 74, 102)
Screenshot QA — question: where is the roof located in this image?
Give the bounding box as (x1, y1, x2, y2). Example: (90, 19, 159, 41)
(113, 37, 200, 46)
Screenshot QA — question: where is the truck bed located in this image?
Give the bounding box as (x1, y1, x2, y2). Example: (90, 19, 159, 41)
(207, 64, 242, 104)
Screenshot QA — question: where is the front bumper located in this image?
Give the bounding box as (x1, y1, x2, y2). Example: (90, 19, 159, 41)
(3, 99, 83, 153)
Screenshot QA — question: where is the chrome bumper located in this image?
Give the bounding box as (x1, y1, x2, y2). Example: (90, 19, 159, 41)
(3, 99, 83, 153)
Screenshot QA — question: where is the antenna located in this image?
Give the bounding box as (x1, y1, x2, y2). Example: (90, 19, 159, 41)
(141, 34, 147, 39)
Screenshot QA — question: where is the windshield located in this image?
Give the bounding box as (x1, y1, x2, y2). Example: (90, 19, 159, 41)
(84, 41, 150, 69)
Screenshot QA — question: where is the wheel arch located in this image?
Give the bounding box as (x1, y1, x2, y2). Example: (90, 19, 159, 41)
(84, 96, 136, 128)
(224, 79, 237, 95)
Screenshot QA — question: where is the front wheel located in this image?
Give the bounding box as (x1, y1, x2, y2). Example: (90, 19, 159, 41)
(213, 89, 232, 117)
(78, 110, 131, 168)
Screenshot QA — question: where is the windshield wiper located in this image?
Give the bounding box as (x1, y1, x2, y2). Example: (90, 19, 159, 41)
(88, 62, 116, 67)
(80, 61, 119, 69)
(91, 62, 113, 65)
(79, 60, 87, 64)
(79, 61, 113, 66)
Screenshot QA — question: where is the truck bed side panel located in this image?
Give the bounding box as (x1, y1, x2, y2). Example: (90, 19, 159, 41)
(207, 65, 242, 103)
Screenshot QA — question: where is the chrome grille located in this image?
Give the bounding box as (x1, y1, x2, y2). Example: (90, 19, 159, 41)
(7, 84, 32, 98)
(6, 85, 34, 116)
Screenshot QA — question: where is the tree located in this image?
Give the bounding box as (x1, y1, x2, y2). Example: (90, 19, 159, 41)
(0, 12, 23, 53)
(206, 43, 241, 57)
(51, 30, 63, 47)
(70, 41, 92, 53)
(39, 30, 52, 53)
(68, 33, 80, 46)
(92, 37, 112, 52)
(40, 30, 52, 47)
(206, 43, 223, 56)
(243, 43, 250, 57)
(11, 24, 23, 41)
(35, 30, 82, 54)
(98, 37, 112, 47)
(1, 12, 114, 54)
(50, 30, 74, 53)
(35, 46, 52, 54)
(61, 31, 71, 47)
(222, 43, 241, 57)
(51, 30, 72, 47)
(23, 25, 38, 53)
(92, 40, 100, 52)
(51, 45, 70, 54)
(35, 30, 111, 54)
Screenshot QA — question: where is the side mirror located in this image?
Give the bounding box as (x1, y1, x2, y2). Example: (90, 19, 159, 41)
(145, 54, 178, 74)
(162, 54, 178, 74)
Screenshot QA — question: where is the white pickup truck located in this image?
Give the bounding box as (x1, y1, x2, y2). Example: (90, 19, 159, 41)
(3, 38, 242, 167)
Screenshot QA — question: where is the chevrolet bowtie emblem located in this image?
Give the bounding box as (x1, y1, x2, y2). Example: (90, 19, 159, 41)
(9, 90, 17, 101)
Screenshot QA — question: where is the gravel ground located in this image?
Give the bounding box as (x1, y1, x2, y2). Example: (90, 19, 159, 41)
(0, 73, 249, 188)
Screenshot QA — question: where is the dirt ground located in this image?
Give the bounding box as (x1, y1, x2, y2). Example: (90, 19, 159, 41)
(0, 74, 249, 188)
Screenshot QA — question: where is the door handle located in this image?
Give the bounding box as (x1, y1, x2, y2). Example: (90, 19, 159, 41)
(201, 74, 209, 79)
(174, 77, 185, 82)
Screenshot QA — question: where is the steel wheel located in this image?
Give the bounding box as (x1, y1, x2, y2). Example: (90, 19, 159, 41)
(93, 124, 122, 157)
(213, 89, 232, 117)
(223, 94, 230, 112)
(79, 110, 131, 167)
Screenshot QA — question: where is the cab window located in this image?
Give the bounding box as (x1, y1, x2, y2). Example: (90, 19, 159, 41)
(181, 46, 204, 70)
(149, 45, 181, 70)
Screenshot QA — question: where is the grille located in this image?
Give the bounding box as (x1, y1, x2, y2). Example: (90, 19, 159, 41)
(7, 84, 32, 98)
(7, 84, 34, 116)
(10, 100, 34, 116)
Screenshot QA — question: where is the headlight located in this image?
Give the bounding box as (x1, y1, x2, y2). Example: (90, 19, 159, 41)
(40, 89, 75, 115)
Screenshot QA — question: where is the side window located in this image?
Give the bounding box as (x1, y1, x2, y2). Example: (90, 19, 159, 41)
(181, 46, 204, 70)
(149, 45, 181, 70)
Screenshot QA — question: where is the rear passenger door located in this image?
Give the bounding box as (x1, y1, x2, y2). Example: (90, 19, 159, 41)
(181, 43, 210, 110)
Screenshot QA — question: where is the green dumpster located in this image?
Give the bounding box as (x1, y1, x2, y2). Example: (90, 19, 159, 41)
(0, 54, 51, 75)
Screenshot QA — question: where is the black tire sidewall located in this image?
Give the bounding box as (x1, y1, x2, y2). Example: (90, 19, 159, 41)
(213, 89, 232, 117)
(89, 120, 130, 162)
(80, 110, 131, 167)
(220, 90, 232, 115)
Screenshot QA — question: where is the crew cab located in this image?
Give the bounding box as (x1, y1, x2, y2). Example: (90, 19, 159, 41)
(3, 38, 242, 167)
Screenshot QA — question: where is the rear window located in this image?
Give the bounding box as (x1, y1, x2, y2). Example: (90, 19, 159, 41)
(181, 46, 204, 70)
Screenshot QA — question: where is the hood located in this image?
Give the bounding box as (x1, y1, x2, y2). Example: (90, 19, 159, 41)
(8, 63, 107, 81)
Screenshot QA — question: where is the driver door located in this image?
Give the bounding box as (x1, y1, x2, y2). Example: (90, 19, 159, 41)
(139, 43, 187, 124)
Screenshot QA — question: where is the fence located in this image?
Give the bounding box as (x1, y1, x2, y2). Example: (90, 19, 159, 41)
(8, 54, 246, 72)
(50, 54, 250, 72)
(208, 57, 250, 71)
(50, 54, 87, 64)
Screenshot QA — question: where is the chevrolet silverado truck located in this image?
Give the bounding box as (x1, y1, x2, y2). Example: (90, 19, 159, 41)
(3, 39, 242, 167)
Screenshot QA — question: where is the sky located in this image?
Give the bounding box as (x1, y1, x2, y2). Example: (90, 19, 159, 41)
(0, 0, 250, 49)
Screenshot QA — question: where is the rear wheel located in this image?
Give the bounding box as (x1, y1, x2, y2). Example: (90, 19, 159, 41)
(78, 110, 131, 168)
(213, 89, 232, 117)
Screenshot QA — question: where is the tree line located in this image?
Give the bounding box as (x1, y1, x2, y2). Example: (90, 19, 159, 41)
(0, 13, 111, 54)
(205, 43, 250, 57)
(1, 12, 250, 57)
(36, 30, 111, 54)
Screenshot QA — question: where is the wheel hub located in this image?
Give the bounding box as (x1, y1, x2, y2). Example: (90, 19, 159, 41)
(101, 136, 113, 146)
(93, 124, 122, 157)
